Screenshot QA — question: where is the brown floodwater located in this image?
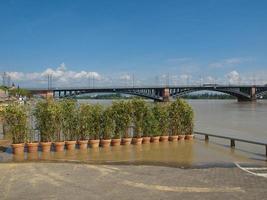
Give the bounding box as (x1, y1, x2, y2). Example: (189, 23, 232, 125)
(0, 139, 265, 168)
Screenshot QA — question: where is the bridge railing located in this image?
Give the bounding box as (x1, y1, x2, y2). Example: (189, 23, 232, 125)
(194, 131, 267, 157)
(24, 84, 267, 91)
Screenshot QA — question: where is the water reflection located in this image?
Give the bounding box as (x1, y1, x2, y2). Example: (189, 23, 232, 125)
(6, 139, 264, 167)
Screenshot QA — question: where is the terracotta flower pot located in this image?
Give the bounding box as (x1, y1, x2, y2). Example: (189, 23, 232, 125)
(151, 136, 160, 143)
(121, 138, 132, 145)
(100, 139, 111, 147)
(160, 136, 169, 142)
(142, 137, 151, 144)
(27, 142, 39, 153)
(178, 135, 185, 140)
(12, 143, 25, 154)
(78, 140, 88, 150)
(40, 142, 52, 152)
(65, 141, 76, 150)
(132, 137, 143, 145)
(185, 134, 194, 140)
(169, 135, 178, 141)
(89, 139, 100, 148)
(28, 153, 38, 160)
(54, 141, 65, 152)
(111, 138, 121, 146)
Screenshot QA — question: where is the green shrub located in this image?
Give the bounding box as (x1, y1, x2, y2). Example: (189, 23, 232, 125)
(59, 99, 78, 141)
(183, 102, 194, 135)
(169, 99, 194, 135)
(89, 104, 103, 140)
(143, 106, 159, 137)
(153, 103, 170, 136)
(77, 104, 92, 140)
(131, 99, 147, 138)
(101, 107, 115, 139)
(2, 104, 28, 144)
(34, 100, 62, 142)
(111, 100, 132, 138)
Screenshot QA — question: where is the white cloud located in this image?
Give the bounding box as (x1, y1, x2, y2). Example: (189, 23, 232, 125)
(5, 63, 102, 87)
(119, 74, 131, 81)
(209, 57, 245, 69)
(57, 63, 67, 72)
(166, 57, 192, 63)
(6, 72, 24, 80)
(224, 58, 243, 65)
(226, 70, 241, 84)
(206, 76, 216, 83)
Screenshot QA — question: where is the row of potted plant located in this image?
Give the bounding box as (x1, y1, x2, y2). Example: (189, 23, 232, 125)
(1, 98, 194, 154)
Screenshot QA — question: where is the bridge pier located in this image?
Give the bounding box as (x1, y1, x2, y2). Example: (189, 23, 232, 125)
(38, 90, 54, 99)
(250, 86, 256, 101)
(237, 86, 257, 102)
(162, 88, 170, 102)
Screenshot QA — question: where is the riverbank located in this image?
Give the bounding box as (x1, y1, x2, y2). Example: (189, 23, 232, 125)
(0, 162, 266, 200)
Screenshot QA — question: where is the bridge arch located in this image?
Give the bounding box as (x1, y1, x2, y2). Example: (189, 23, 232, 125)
(256, 90, 267, 99)
(170, 88, 251, 101)
(59, 90, 162, 101)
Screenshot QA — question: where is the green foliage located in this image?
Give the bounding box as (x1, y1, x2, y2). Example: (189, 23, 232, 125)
(2, 104, 28, 144)
(101, 107, 115, 139)
(34, 100, 62, 142)
(168, 99, 194, 135)
(89, 104, 103, 140)
(9, 88, 32, 98)
(183, 103, 194, 135)
(59, 99, 78, 141)
(78, 104, 92, 140)
(111, 100, 132, 138)
(0, 85, 9, 91)
(143, 106, 159, 137)
(153, 103, 170, 136)
(131, 99, 147, 138)
(30, 98, 194, 141)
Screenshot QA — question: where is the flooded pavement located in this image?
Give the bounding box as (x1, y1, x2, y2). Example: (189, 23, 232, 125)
(1, 139, 266, 168)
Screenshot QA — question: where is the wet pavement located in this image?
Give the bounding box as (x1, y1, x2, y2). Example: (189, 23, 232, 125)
(0, 162, 267, 200)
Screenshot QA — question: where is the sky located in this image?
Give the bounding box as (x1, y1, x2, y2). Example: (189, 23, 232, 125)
(0, 0, 267, 87)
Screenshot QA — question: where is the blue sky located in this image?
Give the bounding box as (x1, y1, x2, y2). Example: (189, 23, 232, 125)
(1, 0, 267, 87)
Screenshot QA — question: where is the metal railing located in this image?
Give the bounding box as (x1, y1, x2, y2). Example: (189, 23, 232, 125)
(194, 131, 267, 157)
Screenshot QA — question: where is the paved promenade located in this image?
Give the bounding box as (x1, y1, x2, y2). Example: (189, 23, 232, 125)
(0, 162, 267, 200)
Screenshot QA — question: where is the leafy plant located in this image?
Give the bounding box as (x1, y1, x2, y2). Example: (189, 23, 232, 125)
(168, 99, 183, 135)
(168, 99, 194, 135)
(143, 106, 159, 137)
(183, 103, 194, 135)
(9, 88, 32, 98)
(111, 100, 132, 138)
(89, 104, 103, 140)
(2, 103, 28, 144)
(59, 99, 78, 141)
(131, 99, 147, 138)
(152, 103, 170, 136)
(34, 100, 62, 142)
(101, 107, 115, 139)
(78, 104, 92, 140)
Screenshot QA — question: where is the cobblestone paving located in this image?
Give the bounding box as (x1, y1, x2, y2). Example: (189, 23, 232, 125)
(0, 162, 267, 200)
